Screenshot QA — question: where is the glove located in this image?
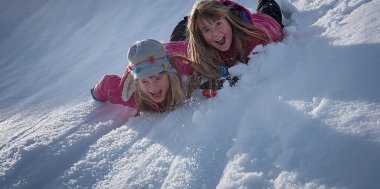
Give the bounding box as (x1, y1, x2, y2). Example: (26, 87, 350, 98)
(225, 76, 239, 87)
(202, 89, 217, 98)
(199, 76, 239, 98)
(90, 88, 106, 102)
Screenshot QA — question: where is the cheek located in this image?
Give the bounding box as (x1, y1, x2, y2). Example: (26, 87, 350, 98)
(138, 83, 149, 94)
(200, 32, 206, 40)
(224, 24, 233, 40)
(163, 81, 170, 92)
(202, 32, 215, 47)
(159, 76, 170, 92)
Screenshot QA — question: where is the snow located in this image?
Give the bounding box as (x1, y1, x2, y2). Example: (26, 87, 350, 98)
(1, 0, 380, 188)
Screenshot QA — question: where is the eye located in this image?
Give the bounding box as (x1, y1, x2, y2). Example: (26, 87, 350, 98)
(202, 28, 209, 34)
(140, 79, 149, 84)
(155, 76, 162, 81)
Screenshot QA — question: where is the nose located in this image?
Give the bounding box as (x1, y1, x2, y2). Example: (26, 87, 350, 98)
(212, 29, 219, 37)
(148, 82, 159, 92)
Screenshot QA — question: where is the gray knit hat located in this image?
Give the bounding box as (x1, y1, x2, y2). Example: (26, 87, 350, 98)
(127, 39, 170, 79)
(122, 39, 174, 102)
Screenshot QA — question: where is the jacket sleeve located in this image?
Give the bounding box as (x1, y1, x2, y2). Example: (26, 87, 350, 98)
(91, 75, 126, 105)
(164, 41, 193, 76)
(251, 13, 283, 43)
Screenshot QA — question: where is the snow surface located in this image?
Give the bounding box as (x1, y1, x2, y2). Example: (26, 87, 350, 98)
(1, 0, 380, 188)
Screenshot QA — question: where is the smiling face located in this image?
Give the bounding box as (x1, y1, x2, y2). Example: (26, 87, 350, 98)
(137, 73, 170, 103)
(198, 16, 233, 52)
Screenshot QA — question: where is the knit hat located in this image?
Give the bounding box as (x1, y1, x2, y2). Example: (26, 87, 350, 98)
(122, 39, 174, 102)
(127, 39, 171, 79)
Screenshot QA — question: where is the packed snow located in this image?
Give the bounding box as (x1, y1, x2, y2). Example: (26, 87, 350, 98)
(1, 0, 380, 188)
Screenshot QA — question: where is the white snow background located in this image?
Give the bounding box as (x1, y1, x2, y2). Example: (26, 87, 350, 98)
(1, 0, 380, 188)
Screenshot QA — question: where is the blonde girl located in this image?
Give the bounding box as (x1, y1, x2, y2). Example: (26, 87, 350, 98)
(91, 39, 193, 114)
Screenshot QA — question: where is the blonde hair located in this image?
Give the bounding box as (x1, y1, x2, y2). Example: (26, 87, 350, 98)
(187, 0, 270, 94)
(135, 71, 184, 114)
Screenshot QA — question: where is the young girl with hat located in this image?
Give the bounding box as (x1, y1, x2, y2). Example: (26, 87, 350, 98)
(186, 0, 284, 97)
(91, 39, 193, 114)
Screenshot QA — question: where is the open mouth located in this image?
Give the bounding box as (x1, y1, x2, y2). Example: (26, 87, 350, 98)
(150, 90, 162, 100)
(216, 36, 226, 46)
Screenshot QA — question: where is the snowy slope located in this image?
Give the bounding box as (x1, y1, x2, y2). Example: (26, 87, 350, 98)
(1, 0, 380, 188)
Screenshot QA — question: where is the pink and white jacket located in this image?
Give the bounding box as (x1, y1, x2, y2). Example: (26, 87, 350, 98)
(91, 41, 192, 108)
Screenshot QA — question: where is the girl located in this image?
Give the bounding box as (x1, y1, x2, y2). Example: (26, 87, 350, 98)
(186, 0, 284, 96)
(91, 39, 192, 114)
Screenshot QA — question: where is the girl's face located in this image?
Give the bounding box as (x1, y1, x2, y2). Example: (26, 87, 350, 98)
(198, 16, 233, 52)
(138, 73, 170, 103)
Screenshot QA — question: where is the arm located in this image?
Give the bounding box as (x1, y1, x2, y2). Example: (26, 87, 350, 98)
(91, 75, 126, 105)
(251, 13, 283, 43)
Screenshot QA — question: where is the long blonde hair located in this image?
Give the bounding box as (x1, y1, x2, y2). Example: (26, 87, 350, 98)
(135, 70, 184, 114)
(187, 0, 270, 94)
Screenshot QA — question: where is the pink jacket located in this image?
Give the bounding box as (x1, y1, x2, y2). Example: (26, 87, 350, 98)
(219, 0, 283, 64)
(91, 41, 192, 108)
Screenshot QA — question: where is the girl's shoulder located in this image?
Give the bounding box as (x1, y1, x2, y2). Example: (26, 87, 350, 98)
(163, 41, 188, 57)
(251, 13, 283, 42)
(220, 0, 252, 23)
(163, 41, 193, 76)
